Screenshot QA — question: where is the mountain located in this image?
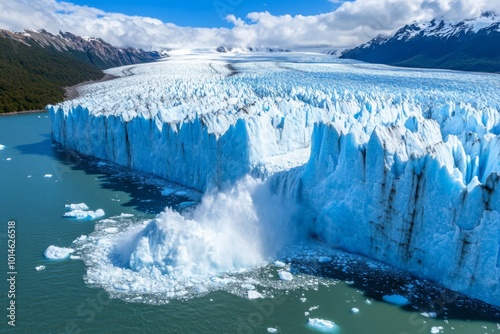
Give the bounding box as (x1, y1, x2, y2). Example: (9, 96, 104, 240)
(341, 11, 500, 73)
(0, 29, 164, 113)
(216, 46, 291, 53)
(1, 29, 163, 69)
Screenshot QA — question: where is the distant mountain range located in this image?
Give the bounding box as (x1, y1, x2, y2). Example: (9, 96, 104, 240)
(216, 46, 291, 53)
(341, 11, 500, 73)
(0, 29, 165, 113)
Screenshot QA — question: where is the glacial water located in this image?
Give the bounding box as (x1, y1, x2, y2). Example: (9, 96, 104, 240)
(1, 112, 500, 334)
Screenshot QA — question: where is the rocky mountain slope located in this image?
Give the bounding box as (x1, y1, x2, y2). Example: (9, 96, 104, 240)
(341, 11, 500, 73)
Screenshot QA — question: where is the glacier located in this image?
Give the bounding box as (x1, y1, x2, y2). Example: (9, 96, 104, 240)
(49, 51, 500, 306)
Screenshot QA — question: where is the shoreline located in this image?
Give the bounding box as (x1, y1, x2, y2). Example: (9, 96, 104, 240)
(0, 109, 45, 116)
(64, 73, 118, 100)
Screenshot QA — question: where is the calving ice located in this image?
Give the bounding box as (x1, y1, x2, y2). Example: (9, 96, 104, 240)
(49, 51, 500, 306)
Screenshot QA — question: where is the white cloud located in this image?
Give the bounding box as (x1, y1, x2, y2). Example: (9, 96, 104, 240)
(0, 0, 499, 50)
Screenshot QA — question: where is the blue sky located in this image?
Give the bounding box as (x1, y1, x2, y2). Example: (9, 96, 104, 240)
(2, 0, 496, 50)
(67, 0, 344, 27)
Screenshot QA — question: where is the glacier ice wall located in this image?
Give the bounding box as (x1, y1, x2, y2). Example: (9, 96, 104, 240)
(50, 53, 500, 306)
(299, 120, 500, 306)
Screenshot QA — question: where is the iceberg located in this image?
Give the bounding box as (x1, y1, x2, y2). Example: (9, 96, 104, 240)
(65, 203, 90, 211)
(64, 209, 105, 220)
(44, 246, 74, 260)
(49, 52, 500, 306)
(307, 318, 338, 332)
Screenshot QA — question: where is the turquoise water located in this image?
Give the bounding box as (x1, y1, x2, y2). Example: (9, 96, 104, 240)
(1, 113, 499, 334)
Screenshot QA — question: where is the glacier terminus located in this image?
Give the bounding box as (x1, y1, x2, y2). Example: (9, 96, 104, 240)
(48, 51, 500, 307)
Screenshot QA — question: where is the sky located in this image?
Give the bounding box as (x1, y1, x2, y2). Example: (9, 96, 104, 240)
(67, 0, 340, 28)
(1, 0, 499, 50)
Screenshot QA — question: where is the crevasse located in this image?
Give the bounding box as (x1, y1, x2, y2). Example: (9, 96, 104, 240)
(49, 54, 500, 306)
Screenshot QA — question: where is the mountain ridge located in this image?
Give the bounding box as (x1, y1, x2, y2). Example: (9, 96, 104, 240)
(0, 28, 166, 113)
(340, 12, 500, 73)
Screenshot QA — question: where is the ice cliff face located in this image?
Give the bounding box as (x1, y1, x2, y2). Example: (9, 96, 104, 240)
(49, 52, 500, 306)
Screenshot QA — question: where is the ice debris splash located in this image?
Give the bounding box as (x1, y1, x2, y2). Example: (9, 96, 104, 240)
(76, 177, 300, 300)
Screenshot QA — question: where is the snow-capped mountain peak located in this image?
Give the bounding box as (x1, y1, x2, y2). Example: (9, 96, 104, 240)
(389, 11, 500, 42)
(341, 11, 500, 73)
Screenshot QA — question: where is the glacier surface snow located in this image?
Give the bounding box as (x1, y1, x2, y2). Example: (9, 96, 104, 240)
(49, 52, 500, 306)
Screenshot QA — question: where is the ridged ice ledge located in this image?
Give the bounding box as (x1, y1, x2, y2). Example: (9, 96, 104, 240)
(49, 52, 500, 306)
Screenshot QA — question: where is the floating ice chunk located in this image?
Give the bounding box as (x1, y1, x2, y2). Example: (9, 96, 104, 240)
(421, 312, 437, 318)
(44, 174, 53, 178)
(351, 308, 360, 313)
(6, 157, 12, 161)
(365, 299, 372, 305)
(241, 284, 256, 290)
(318, 256, 332, 263)
(35, 265, 46, 271)
(431, 326, 443, 333)
(0, 144, 5, 150)
(65, 203, 90, 211)
(278, 271, 293, 281)
(161, 188, 175, 196)
(248, 290, 264, 299)
(70, 255, 81, 260)
(267, 328, 278, 333)
(300, 298, 307, 302)
(274, 261, 286, 268)
(117, 213, 134, 218)
(75, 235, 88, 242)
(27, 175, 32, 178)
(309, 305, 319, 311)
(64, 209, 105, 220)
(307, 318, 338, 332)
(382, 295, 410, 306)
(44, 246, 74, 260)
(97, 161, 107, 167)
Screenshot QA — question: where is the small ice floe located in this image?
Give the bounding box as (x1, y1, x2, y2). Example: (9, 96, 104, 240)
(421, 312, 437, 318)
(307, 318, 338, 332)
(44, 246, 74, 260)
(6, 157, 12, 161)
(278, 271, 293, 281)
(44, 174, 53, 178)
(65, 203, 90, 211)
(300, 298, 307, 303)
(365, 299, 372, 305)
(431, 326, 443, 333)
(97, 161, 107, 167)
(318, 256, 332, 263)
(27, 175, 32, 178)
(241, 284, 256, 290)
(248, 290, 264, 300)
(274, 261, 286, 268)
(35, 265, 46, 271)
(0, 144, 5, 150)
(351, 308, 360, 313)
(382, 294, 410, 306)
(64, 209, 105, 220)
(267, 328, 278, 333)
